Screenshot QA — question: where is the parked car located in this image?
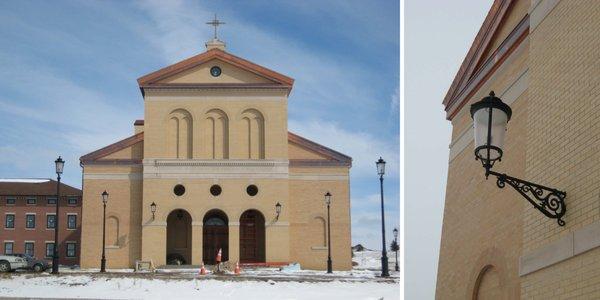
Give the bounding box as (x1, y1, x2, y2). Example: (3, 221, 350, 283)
(0, 255, 28, 272)
(12, 254, 50, 272)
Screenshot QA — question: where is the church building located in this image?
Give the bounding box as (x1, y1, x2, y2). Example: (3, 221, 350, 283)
(78, 32, 352, 270)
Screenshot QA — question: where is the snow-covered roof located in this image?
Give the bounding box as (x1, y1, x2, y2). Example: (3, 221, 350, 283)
(0, 179, 51, 183)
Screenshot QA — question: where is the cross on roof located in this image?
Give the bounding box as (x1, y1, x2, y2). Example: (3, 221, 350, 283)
(206, 14, 225, 40)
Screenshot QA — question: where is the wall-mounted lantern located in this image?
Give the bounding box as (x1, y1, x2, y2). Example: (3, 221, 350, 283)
(275, 202, 282, 220)
(150, 202, 157, 220)
(471, 91, 566, 226)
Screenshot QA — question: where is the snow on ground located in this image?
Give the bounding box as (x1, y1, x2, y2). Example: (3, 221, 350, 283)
(0, 274, 399, 300)
(0, 250, 399, 299)
(353, 250, 399, 270)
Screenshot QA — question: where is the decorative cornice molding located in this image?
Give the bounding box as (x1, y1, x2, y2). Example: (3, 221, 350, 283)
(289, 159, 350, 167)
(445, 14, 529, 120)
(143, 159, 289, 179)
(83, 173, 143, 180)
(146, 159, 288, 168)
(444, 0, 515, 108)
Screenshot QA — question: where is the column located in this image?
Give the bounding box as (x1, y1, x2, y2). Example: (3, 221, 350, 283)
(229, 222, 240, 263)
(265, 221, 290, 262)
(191, 222, 203, 265)
(141, 222, 167, 267)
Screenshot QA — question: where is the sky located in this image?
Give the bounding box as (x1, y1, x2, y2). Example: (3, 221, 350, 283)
(405, 1, 491, 299)
(0, 1, 399, 250)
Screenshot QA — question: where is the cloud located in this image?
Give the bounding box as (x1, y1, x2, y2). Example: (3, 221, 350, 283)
(289, 119, 399, 179)
(132, 0, 385, 124)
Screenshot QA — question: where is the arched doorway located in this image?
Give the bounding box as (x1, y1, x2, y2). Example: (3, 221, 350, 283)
(239, 209, 265, 263)
(203, 209, 229, 264)
(166, 209, 192, 265)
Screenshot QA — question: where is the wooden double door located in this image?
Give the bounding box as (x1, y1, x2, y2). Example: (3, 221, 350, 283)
(203, 212, 228, 265)
(239, 210, 265, 263)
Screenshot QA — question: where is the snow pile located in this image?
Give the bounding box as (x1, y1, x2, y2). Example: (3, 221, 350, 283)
(353, 250, 399, 270)
(0, 275, 399, 300)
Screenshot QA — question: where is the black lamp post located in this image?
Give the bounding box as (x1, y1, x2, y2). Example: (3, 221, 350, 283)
(275, 202, 282, 221)
(325, 192, 333, 274)
(393, 228, 399, 272)
(51, 156, 64, 274)
(376, 157, 389, 277)
(100, 191, 108, 273)
(471, 91, 566, 226)
(150, 202, 157, 220)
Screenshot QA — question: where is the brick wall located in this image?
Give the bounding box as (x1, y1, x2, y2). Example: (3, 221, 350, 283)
(0, 195, 82, 265)
(521, 0, 600, 298)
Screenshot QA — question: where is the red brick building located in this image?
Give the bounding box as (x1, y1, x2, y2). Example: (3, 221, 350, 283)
(0, 179, 82, 266)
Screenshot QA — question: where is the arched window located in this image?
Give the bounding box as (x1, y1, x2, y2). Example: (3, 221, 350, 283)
(106, 216, 119, 246)
(241, 109, 265, 159)
(166, 109, 193, 158)
(206, 109, 229, 159)
(312, 216, 327, 247)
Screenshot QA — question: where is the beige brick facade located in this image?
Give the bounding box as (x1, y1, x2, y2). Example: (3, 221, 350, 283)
(437, 0, 600, 298)
(79, 43, 352, 270)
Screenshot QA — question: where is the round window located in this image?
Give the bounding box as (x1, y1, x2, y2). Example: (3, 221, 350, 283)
(246, 185, 258, 196)
(210, 66, 222, 77)
(173, 184, 185, 196)
(210, 185, 222, 196)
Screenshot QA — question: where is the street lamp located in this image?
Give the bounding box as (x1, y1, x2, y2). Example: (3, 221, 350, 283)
(150, 202, 157, 220)
(275, 202, 282, 220)
(376, 157, 389, 277)
(51, 156, 64, 274)
(324, 192, 332, 274)
(100, 191, 108, 273)
(393, 228, 399, 272)
(471, 91, 566, 226)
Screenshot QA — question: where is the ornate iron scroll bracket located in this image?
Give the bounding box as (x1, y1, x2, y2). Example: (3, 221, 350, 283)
(487, 170, 566, 226)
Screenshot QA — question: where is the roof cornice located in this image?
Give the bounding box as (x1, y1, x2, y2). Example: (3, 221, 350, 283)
(137, 48, 294, 89)
(443, 0, 523, 120)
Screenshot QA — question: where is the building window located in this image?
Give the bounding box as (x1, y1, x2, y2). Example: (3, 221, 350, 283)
(173, 184, 186, 196)
(47, 197, 57, 205)
(67, 197, 77, 205)
(66, 243, 76, 257)
(210, 184, 222, 196)
(246, 184, 259, 196)
(5, 214, 15, 229)
(24, 242, 34, 256)
(26, 214, 35, 229)
(26, 197, 36, 205)
(6, 197, 15, 205)
(47, 215, 56, 229)
(67, 215, 77, 229)
(4, 242, 13, 255)
(45, 243, 54, 258)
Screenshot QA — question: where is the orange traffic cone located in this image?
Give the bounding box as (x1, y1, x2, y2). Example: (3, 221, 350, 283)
(234, 261, 241, 275)
(216, 248, 222, 263)
(199, 261, 206, 275)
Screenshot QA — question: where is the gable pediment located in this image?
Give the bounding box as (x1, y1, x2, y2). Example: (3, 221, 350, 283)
(137, 48, 294, 94)
(288, 132, 352, 167)
(157, 58, 275, 85)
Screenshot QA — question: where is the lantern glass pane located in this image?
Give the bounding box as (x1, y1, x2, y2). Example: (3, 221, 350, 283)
(55, 160, 64, 174)
(473, 107, 508, 161)
(377, 161, 385, 175)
